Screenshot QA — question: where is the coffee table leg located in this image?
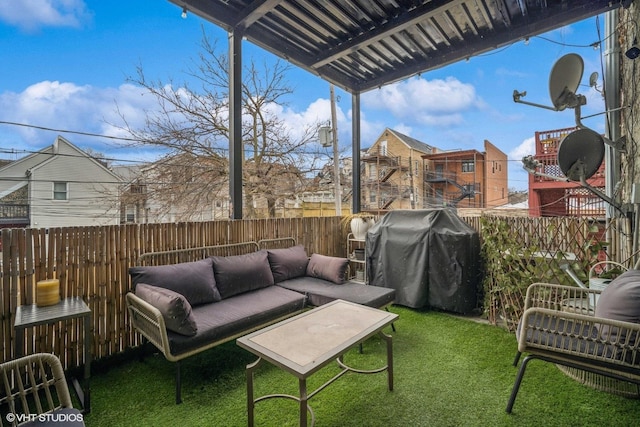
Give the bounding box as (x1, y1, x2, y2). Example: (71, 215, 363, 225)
(246, 357, 263, 427)
(299, 378, 308, 427)
(379, 331, 394, 391)
(83, 313, 91, 413)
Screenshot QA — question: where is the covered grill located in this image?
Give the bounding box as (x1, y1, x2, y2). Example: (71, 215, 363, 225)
(366, 209, 481, 314)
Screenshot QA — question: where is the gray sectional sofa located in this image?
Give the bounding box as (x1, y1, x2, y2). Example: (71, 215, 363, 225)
(126, 242, 395, 403)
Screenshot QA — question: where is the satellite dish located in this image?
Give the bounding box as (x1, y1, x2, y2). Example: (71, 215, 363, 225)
(548, 53, 584, 111)
(557, 128, 605, 181)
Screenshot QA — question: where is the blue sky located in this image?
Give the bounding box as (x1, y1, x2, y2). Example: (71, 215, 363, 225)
(0, 1, 613, 191)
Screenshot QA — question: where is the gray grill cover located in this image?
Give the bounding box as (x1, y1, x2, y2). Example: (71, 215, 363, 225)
(366, 209, 481, 313)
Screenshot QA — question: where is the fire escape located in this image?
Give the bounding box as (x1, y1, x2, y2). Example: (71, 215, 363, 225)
(361, 146, 411, 211)
(423, 167, 476, 207)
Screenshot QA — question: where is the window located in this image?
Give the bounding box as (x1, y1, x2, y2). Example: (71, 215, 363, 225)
(53, 182, 67, 200)
(130, 184, 146, 194)
(462, 183, 476, 196)
(461, 160, 475, 173)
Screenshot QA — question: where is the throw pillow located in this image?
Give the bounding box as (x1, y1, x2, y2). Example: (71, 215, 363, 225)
(267, 245, 309, 283)
(595, 269, 640, 345)
(306, 253, 348, 284)
(210, 250, 275, 299)
(129, 258, 221, 306)
(135, 283, 198, 336)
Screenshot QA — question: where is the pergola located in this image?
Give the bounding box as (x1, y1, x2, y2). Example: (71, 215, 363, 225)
(168, 0, 629, 218)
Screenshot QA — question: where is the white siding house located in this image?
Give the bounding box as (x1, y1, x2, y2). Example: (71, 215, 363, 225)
(0, 136, 123, 228)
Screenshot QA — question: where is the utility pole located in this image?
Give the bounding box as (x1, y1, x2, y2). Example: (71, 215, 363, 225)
(330, 84, 342, 216)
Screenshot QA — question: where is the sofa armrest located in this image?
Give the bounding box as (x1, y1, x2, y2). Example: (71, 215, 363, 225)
(518, 306, 640, 373)
(524, 282, 601, 314)
(126, 292, 176, 361)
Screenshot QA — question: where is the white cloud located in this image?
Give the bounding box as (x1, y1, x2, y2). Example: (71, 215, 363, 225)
(0, 81, 152, 152)
(361, 76, 481, 127)
(0, 0, 92, 32)
(509, 135, 535, 161)
(495, 67, 529, 79)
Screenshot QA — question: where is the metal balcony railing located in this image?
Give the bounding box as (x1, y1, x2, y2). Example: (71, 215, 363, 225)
(424, 170, 457, 182)
(0, 203, 30, 223)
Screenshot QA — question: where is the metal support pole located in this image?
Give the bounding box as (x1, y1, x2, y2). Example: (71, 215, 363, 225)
(330, 84, 342, 216)
(351, 92, 361, 214)
(229, 29, 244, 219)
(604, 10, 622, 259)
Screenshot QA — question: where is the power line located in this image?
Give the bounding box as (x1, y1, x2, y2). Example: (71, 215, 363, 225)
(0, 120, 141, 142)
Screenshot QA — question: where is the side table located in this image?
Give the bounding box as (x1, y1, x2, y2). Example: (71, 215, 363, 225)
(14, 297, 92, 413)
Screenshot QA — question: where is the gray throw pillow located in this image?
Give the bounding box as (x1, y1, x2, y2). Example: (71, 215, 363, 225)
(210, 250, 275, 299)
(135, 283, 198, 336)
(129, 258, 220, 306)
(306, 253, 348, 284)
(595, 269, 640, 345)
(267, 245, 309, 283)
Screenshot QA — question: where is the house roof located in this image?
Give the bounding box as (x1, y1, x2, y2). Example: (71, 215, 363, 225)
(0, 136, 123, 181)
(386, 128, 435, 154)
(423, 149, 483, 160)
(172, 0, 628, 94)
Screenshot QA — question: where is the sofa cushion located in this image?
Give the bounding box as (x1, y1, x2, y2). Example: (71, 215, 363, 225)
(276, 276, 395, 308)
(595, 269, 640, 345)
(306, 253, 348, 284)
(129, 258, 220, 306)
(267, 245, 309, 283)
(165, 286, 307, 356)
(210, 250, 275, 299)
(136, 283, 198, 336)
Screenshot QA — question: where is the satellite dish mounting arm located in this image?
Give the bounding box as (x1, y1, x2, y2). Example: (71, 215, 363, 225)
(512, 90, 558, 111)
(566, 160, 626, 215)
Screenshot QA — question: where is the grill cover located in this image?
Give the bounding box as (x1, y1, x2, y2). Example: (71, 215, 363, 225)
(366, 209, 481, 313)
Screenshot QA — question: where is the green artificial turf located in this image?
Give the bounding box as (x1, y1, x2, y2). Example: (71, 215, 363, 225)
(85, 307, 640, 426)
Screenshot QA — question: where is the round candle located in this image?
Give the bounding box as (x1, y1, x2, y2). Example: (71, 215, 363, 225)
(36, 279, 60, 307)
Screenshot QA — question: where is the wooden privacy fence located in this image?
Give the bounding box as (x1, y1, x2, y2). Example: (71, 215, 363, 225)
(0, 217, 344, 366)
(0, 214, 630, 369)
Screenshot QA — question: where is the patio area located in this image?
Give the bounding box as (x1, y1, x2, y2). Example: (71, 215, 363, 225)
(1, 214, 637, 425)
(82, 306, 639, 426)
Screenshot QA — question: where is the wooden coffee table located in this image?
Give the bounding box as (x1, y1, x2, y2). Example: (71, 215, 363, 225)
(236, 299, 398, 426)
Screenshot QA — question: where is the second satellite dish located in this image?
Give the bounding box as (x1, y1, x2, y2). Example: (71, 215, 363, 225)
(557, 128, 605, 181)
(549, 53, 584, 111)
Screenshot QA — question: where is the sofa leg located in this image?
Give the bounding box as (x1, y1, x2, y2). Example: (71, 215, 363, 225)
(176, 361, 182, 404)
(506, 355, 532, 413)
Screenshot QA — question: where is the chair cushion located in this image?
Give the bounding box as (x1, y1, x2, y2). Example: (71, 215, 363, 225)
(210, 250, 274, 299)
(135, 283, 198, 336)
(267, 245, 309, 283)
(277, 277, 395, 308)
(306, 253, 348, 284)
(129, 258, 220, 306)
(595, 269, 640, 345)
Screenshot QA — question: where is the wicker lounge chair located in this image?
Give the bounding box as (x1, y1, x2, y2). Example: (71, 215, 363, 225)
(507, 282, 640, 413)
(0, 353, 85, 426)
